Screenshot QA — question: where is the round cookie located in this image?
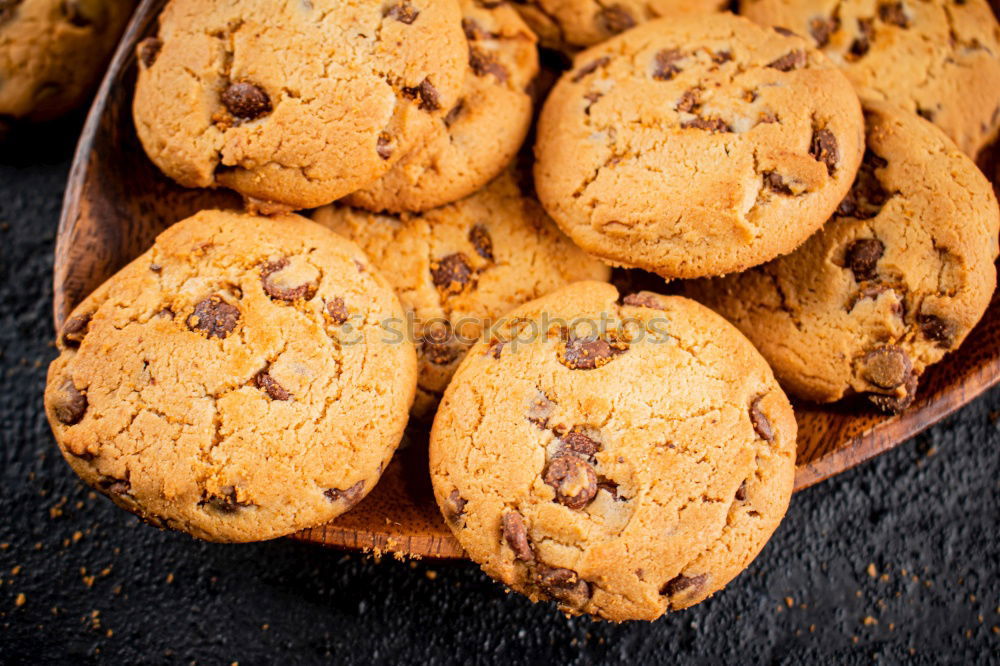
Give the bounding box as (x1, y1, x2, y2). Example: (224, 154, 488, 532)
(511, 0, 727, 52)
(344, 0, 539, 213)
(740, 0, 1000, 159)
(686, 100, 1000, 412)
(44, 210, 417, 542)
(316, 170, 611, 418)
(0, 0, 135, 125)
(429, 281, 797, 621)
(534, 13, 865, 279)
(133, 0, 468, 210)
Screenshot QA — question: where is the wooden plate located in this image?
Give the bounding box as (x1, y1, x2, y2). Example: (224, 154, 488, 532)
(56, 0, 1000, 559)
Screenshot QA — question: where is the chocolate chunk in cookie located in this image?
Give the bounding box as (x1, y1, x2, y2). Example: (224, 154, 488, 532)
(221, 81, 272, 120)
(186, 296, 241, 339)
(502, 511, 535, 562)
(845, 238, 884, 281)
(861, 346, 913, 390)
(544, 455, 598, 509)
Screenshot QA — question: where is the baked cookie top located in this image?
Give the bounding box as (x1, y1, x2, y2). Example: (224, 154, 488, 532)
(687, 100, 1000, 411)
(740, 0, 1000, 158)
(0, 0, 135, 122)
(512, 0, 727, 52)
(429, 282, 797, 621)
(316, 170, 610, 418)
(344, 0, 539, 213)
(133, 0, 468, 210)
(45, 210, 417, 542)
(534, 13, 865, 279)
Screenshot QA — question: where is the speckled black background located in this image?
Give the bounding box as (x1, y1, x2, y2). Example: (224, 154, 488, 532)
(1, 116, 998, 665)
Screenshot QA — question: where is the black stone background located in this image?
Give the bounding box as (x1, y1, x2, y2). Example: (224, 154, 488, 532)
(0, 116, 998, 666)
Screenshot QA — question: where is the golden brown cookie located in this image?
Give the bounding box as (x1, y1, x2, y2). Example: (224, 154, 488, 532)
(430, 281, 797, 621)
(0, 0, 135, 124)
(512, 0, 727, 52)
(316, 170, 610, 418)
(686, 100, 1000, 412)
(534, 13, 865, 279)
(133, 0, 468, 210)
(45, 210, 417, 542)
(344, 0, 539, 213)
(741, 0, 1000, 158)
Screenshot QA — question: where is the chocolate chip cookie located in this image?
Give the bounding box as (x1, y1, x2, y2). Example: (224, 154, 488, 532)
(534, 13, 865, 279)
(429, 281, 797, 621)
(133, 0, 468, 210)
(741, 0, 1000, 158)
(45, 210, 417, 542)
(316, 170, 610, 418)
(512, 0, 727, 52)
(0, 0, 135, 124)
(344, 0, 539, 213)
(686, 100, 1000, 412)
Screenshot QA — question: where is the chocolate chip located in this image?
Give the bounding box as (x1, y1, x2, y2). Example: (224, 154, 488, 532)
(845, 238, 884, 281)
(200, 486, 251, 513)
(468, 224, 494, 261)
(623, 292, 664, 309)
(917, 107, 936, 122)
(254, 371, 290, 401)
(444, 102, 464, 127)
(848, 285, 903, 315)
(0, 0, 23, 26)
(461, 17, 490, 40)
(767, 50, 806, 72)
(52, 380, 87, 425)
(486, 339, 505, 360)
(773, 26, 797, 37)
(324, 480, 365, 507)
(469, 47, 509, 83)
(660, 573, 708, 597)
(597, 5, 634, 35)
(597, 479, 622, 500)
(763, 172, 794, 195)
(61, 313, 92, 347)
(681, 116, 732, 133)
(712, 51, 733, 65)
(878, 2, 909, 27)
(430, 253, 473, 294)
(260, 258, 318, 302)
(527, 392, 555, 428)
(501, 511, 535, 563)
(99, 477, 131, 497)
(735, 481, 747, 502)
(156, 307, 175, 320)
(376, 133, 393, 160)
(422, 331, 461, 366)
(444, 489, 467, 524)
(187, 295, 240, 339)
(810, 129, 839, 174)
(402, 78, 440, 111)
(558, 334, 628, 370)
(868, 370, 918, 413)
(536, 566, 591, 610)
(861, 346, 913, 390)
(221, 81, 272, 120)
(653, 48, 683, 81)
(560, 429, 601, 460)
(325, 297, 349, 325)
(809, 15, 840, 47)
(849, 18, 874, 58)
(138, 37, 162, 68)
(676, 89, 700, 113)
(918, 313, 952, 346)
(749, 396, 774, 443)
(838, 151, 890, 219)
(572, 57, 609, 83)
(384, 1, 418, 24)
(544, 455, 598, 510)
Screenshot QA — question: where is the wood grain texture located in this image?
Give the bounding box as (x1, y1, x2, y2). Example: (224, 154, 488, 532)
(56, 0, 1000, 559)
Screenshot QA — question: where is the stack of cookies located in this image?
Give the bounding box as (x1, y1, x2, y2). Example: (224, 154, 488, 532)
(44, 0, 1000, 623)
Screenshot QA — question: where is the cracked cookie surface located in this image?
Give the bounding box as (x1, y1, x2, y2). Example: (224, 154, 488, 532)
(511, 0, 727, 52)
(429, 281, 796, 621)
(741, 0, 1000, 158)
(344, 0, 539, 213)
(0, 0, 135, 123)
(132, 0, 467, 210)
(45, 210, 417, 542)
(316, 170, 610, 418)
(686, 100, 1000, 412)
(534, 13, 865, 279)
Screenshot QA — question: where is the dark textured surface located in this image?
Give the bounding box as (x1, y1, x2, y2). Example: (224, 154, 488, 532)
(1, 118, 999, 665)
